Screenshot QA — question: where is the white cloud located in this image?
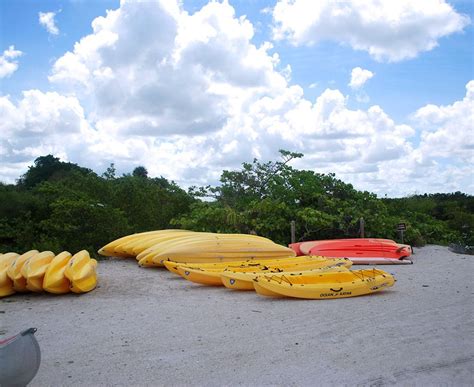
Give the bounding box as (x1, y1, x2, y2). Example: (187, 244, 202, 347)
(0, 46, 22, 78)
(0, 90, 94, 182)
(39, 11, 59, 35)
(349, 67, 374, 89)
(413, 80, 474, 163)
(1, 0, 472, 197)
(272, 0, 470, 62)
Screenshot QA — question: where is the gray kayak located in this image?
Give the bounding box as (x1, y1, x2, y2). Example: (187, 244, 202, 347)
(0, 328, 41, 387)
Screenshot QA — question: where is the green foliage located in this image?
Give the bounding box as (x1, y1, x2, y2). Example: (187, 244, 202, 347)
(0, 157, 194, 256)
(182, 152, 472, 247)
(18, 155, 93, 188)
(0, 152, 471, 254)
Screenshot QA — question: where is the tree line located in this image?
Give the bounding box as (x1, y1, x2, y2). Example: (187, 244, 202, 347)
(1, 152, 472, 256)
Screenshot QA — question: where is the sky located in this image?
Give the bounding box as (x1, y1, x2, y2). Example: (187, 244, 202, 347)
(0, 0, 473, 197)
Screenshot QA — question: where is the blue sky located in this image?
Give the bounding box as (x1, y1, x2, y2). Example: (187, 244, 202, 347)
(0, 0, 473, 196)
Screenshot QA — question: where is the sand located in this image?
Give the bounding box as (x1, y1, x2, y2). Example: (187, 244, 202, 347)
(1, 245, 473, 386)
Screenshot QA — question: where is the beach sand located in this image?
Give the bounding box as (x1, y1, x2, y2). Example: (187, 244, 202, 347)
(1, 245, 473, 386)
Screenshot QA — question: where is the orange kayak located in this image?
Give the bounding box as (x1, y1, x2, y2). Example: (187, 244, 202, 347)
(289, 238, 412, 264)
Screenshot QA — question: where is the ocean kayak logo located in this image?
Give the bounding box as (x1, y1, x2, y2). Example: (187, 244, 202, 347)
(320, 288, 352, 297)
(229, 279, 236, 285)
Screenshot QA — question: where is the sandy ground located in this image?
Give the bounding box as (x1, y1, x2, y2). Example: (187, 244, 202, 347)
(1, 245, 473, 386)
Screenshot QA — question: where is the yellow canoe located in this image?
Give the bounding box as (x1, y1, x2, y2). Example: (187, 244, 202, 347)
(253, 268, 395, 299)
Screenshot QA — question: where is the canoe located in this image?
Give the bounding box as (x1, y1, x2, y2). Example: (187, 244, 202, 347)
(254, 268, 395, 299)
(0, 328, 41, 386)
(221, 264, 351, 291)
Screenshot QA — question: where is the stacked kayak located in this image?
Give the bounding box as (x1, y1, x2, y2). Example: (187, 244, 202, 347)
(99, 230, 295, 267)
(0, 250, 98, 298)
(163, 256, 396, 299)
(289, 238, 412, 264)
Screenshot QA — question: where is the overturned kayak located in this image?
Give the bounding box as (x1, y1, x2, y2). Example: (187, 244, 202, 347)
(7, 250, 39, 292)
(0, 328, 41, 386)
(254, 268, 395, 299)
(22, 251, 55, 292)
(65, 250, 98, 293)
(290, 239, 412, 264)
(0, 253, 20, 297)
(43, 251, 73, 294)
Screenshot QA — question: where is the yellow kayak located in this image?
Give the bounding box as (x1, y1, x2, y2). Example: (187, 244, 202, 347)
(221, 264, 351, 291)
(65, 250, 98, 293)
(43, 251, 73, 294)
(0, 253, 20, 297)
(98, 230, 172, 257)
(253, 268, 395, 299)
(137, 234, 281, 267)
(163, 256, 319, 275)
(176, 258, 352, 287)
(7, 250, 39, 292)
(22, 251, 55, 292)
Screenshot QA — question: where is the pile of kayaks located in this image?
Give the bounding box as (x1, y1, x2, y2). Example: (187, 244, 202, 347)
(0, 250, 98, 298)
(163, 256, 396, 299)
(289, 238, 413, 264)
(98, 230, 397, 299)
(98, 229, 296, 267)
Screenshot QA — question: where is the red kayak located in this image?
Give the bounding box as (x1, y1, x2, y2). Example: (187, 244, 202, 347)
(289, 238, 412, 264)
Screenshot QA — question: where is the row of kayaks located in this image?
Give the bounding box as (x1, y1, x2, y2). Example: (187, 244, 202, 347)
(289, 238, 413, 264)
(0, 250, 98, 298)
(162, 255, 396, 299)
(98, 230, 296, 266)
(99, 231, 412, 266)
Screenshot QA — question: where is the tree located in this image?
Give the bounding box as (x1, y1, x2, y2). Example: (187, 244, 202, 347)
(18, 155, 92, 189)
(132, 166, 148, 178)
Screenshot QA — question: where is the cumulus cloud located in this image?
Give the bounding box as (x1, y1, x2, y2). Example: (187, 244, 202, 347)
(1, 0, 472, 197)
(0, 90, 94, 182)
(413, 80, 474, 163)
(39, 11, 59, 35)
(272, 0, 470, 62)
(349, 67, 374, 89)
(0, 46, 22, 78)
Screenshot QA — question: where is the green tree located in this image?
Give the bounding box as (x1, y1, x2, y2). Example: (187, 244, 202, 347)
(132, 166, 149, 178)
(18, 155, 93, 188)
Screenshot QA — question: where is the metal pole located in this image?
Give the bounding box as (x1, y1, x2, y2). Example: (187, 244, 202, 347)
(290, 220, 296, 244)
(360, 217, 365, 238)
